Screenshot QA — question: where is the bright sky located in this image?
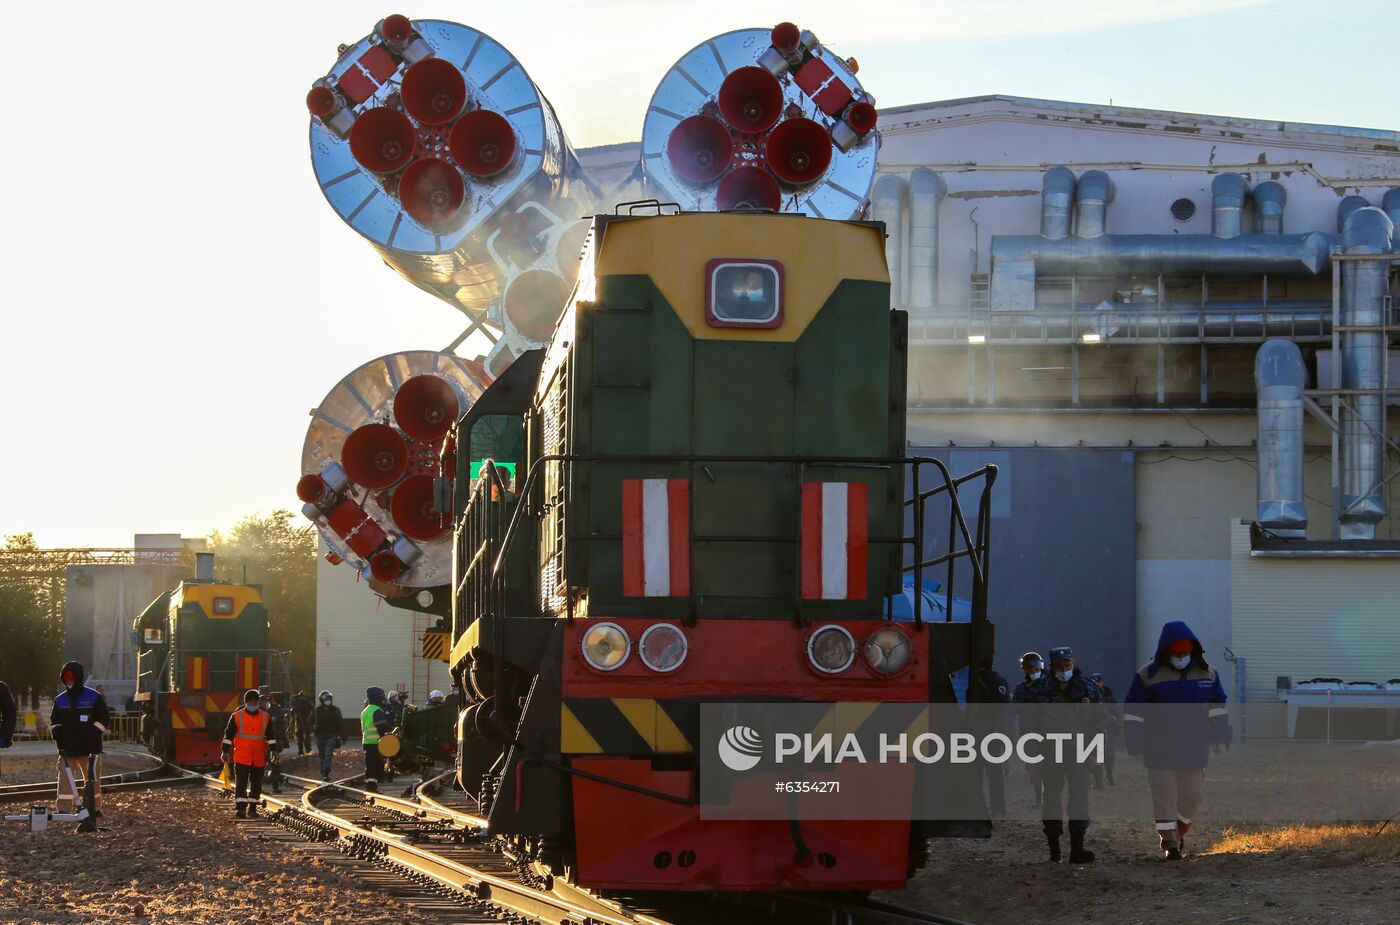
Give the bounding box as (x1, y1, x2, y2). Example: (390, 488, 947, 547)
(3, 0, 1396, 548)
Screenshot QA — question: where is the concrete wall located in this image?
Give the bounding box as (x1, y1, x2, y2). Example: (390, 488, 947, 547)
(64, 562, 185, 707)
(314, 540, 451, 709)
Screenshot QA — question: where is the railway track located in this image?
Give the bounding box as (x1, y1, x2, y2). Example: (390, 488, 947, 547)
(0, 748, 198, 803)
(191, 766, 976, 925)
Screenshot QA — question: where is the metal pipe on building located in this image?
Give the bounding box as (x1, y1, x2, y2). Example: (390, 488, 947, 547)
(1254, 339, 1308, 538)
(872, 173, 908, 307)
(1211, 173, 1250, 238)
(1337, 195, 1370, 232)
(1338, 206, 1394, 539)
(196, 552, 214, 581)
(1040, 166, 1076, 240)
(1074, 170, 1114, 238)
(1253, 181, 1287, 234)
(907, 168, 945, 309)
(1383, 188, 1400, 251)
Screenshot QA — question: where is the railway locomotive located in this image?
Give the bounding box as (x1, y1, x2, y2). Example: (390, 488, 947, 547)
(444, 209, 996, 892)
(132, 554, 290, 766)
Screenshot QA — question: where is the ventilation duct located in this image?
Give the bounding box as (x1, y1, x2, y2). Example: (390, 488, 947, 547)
(907, 168, 945, 310)
(1040, 166, 1076, 240)
(871, 174, 907, 307)
(1074, 171, 1114, 238)
(1337, 195, 1370, 232)
(1253, 181, 1287, 235)
(1211, 173, 1249, 238)
(196, 553, 215, 582)
(1254, 339, 1308, 538)
(1384, 189, 1400, 251)
(1338, 206, 1394, 539)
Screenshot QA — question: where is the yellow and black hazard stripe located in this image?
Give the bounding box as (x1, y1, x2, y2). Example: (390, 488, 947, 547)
(422, 631, 450, 662)
(560, 698, 697, 754)
(806, 701, 930, 741)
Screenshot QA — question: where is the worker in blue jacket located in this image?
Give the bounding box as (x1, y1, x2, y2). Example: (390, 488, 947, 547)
(50, 661, 110, 830)
(1123, 620, 1231, 860)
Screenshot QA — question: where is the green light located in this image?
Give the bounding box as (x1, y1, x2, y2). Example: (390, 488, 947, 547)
(470, 460, 517, 480)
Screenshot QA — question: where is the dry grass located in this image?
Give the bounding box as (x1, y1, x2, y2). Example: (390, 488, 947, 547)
(1206, 821, 1400, 862)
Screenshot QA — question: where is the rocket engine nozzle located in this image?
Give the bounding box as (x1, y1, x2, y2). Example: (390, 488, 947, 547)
(393, 374, 460, 443)
(766, 117, 832, 185)
(369, 550, 404, 582)
(401, 57, 468, 125)
(348, 107, 417, 174)
(717, 166, 781, 212)
(771, 22, 801, 53)
(448, 109, 517, 178)
(390, 474, 446, 541)
(306, 84, 340, 118)
(666, 116, 733, 183)
(845, 100, 878, 134)
(378, 14, 414, 46)
(399, 157, 467, 227)
(297, 473, 331, 505)
(341, 423, 410, 488)
(504, 268, 571, 342)
(718, 66, 784, 134)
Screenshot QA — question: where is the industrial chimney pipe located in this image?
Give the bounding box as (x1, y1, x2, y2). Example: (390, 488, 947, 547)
(1074, 170, 1114, 238)
(1254, 339, 1308, 538)
(1253, 181, 1287, 234)
(872, 173, 908, 308)
(1040, 167, 1076, 240)
(1384, 188, 1400, 251)
(1338, 206, 1394, 539)
(1211, 173, 1249, 238)
(907, 168, 945, 310)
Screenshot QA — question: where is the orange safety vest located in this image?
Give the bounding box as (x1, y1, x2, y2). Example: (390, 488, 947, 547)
(232, 708, 270, 767)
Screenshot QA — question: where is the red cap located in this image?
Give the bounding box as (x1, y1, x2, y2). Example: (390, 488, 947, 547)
(1167, 639, 1194, 655)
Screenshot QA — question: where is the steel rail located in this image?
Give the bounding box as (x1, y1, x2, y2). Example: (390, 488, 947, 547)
(0, 749, 188, 803)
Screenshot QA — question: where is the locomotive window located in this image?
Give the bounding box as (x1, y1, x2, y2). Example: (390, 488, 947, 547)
(213, 596, 235, 614)
(469, 415, 525, 489)
(706, 260, 783, 328)
(143, 628, 163, 645)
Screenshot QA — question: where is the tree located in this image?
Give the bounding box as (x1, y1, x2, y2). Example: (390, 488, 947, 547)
(0, 533, 64, 707)
(194, 512, 318, 690)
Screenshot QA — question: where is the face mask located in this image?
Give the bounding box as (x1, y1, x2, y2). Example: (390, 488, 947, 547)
(1169, 655, 1191, 670)
(321, 698, 331, 705)
(1055, 670, 1073, 682)
(246, 703, 260, 713)
(1028, 670, 1043, 681)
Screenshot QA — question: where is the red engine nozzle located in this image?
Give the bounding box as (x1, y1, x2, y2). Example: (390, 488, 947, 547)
(394, 374, 460, 443)
(718, 67, 784, 134)
(369, 550, 404, 582)
(297, 473, 330, 504)
(401, 57, 468, 125)
(666, 116, 733, 183)
(306, 85, 340, 118)
(448, 110, 517, 178)
(341, 423, 410, 488)
(845, 100, 878, 134)
(766, 118, 832, 185)
(771, 22, 801, 53)
(390, 474, 446, 541)
(378, 14, 414, 47)
(348, 107, 416, 174)
(717, 166, 781, 211)
(504, 269, 571, 342)
(399, 157, 467, 227)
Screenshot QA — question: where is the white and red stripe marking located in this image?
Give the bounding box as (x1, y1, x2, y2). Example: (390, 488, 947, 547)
(801, 481, 869, 600)
(622, 479, 690, 597)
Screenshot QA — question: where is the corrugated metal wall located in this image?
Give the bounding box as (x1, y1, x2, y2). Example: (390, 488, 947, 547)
(315, 540, 451, 709)
(1230, 519, 1400, 737)
(910, 447, 1137, 692)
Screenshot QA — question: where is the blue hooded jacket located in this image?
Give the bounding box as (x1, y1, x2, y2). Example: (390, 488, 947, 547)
(1123, 622, 1231, 769)
(50, 661, 110, 757)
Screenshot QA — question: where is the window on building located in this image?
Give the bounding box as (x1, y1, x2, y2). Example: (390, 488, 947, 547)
(706, 260, 783, 327)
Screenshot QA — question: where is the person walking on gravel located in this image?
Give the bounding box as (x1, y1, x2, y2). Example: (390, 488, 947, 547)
(1025, 646, 1102, 864)
(1123, 620, 1231, 860)
(1012, 652, 1046, 807)
(313, 690, 343, 782)
(361, 687, 392, 791)
(291, 690, 314, 756)
(50, 661, 109, 829)
(222, 689, 277, 819)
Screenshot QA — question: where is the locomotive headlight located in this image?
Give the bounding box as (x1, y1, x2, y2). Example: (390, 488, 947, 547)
(639, 623, 689, 673)
(807, 624, 856, 674)
(581, 622, 631, 671)
(864, 626, 912, 676)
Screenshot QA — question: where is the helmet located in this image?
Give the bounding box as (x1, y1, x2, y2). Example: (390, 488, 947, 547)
(244, 689, 261, 704)
(1089, 673, 1104, 684)
(427, 689, 444, 704)
(319, 690, 333, 701)
(1019, 651, 1043, 670)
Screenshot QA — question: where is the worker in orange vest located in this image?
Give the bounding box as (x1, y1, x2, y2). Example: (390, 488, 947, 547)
(221, 689, 277, 818)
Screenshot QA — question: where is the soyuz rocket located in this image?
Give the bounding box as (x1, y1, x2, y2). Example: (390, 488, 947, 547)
(296, 14, 880, 607)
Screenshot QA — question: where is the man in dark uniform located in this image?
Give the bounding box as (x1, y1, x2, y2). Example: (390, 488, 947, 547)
(1025, 646, 1101, 864)
(290, 690, 314, 756)
(1011, 651, 1045, 806)
(0, 680, 15, 784)
(259, 687, 287, 793)
(1089, 672, 1119, 788)
(50, 661, 110, 830)
(976, 656, 1012, 817)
